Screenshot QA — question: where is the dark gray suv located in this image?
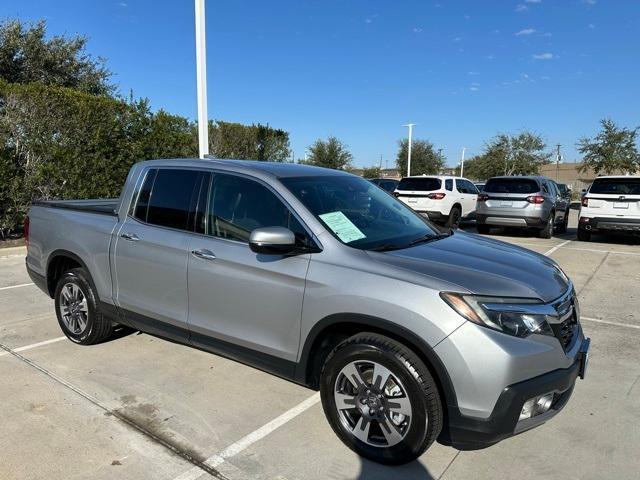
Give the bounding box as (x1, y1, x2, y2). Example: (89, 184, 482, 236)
(476, 176, 570, 238)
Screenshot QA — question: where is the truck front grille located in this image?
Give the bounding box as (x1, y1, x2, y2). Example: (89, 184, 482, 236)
(551, 290, 579, 351)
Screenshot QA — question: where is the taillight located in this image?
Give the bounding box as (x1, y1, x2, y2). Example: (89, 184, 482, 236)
(427, 192, 446, 200)
(581, 197, 588, 207)
(477, 194, 489, 202)
(23, 216, 30, 247)
(526, 195, 545, 204)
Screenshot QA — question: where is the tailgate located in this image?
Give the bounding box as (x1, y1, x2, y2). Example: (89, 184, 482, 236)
(586, 178, 640, 219)
(396, 191, 436, 211)
(585, 194, 640, 218)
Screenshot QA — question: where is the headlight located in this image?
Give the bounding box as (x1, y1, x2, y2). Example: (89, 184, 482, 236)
(440, 292, 555, 338)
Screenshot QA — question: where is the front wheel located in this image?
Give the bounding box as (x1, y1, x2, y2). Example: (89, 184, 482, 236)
(320, 333, 443, 465)
(538, 213, 554, 239)
(556, 210, 569, 234)
(445, 206, 461, 228)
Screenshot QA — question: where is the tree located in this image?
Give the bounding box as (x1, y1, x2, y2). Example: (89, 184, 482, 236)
(209, 121, 291, 161)
(396, 139, 444, 176)
(461, 131, 551, 180)
(577, 119, 639, 175)
(0, 19, 114, 96)
(362, 166, 382, 178)
(304, 136, 353, 170)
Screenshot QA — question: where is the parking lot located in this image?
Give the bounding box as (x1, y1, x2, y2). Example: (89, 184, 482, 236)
(1, 209, 639, 480)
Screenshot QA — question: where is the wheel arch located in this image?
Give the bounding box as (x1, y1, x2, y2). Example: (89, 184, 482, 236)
(295, 313, 458, 415)
(46, 250, 98, 299)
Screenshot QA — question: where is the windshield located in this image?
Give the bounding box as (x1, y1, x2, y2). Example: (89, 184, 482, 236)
(484, 178, 539, 194)
(281, 175, 440, 250)
(397, 177, 441, 192)
(590, 178, 640, 195)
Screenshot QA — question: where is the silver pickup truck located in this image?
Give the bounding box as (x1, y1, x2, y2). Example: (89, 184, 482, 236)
(25, 159, 590, 465)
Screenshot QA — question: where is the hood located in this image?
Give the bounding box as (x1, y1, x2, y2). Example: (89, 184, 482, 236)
(366, 231, 569, 303)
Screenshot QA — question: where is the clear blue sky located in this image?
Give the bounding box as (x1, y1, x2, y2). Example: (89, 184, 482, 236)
(2, 0, 639, 167)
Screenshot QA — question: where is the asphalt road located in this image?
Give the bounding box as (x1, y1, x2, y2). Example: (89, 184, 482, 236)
(1, 210, 638, 480)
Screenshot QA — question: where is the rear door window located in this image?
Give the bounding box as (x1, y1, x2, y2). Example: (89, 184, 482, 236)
(484, 178, 540, 194)
(144, 169, 202, 230)
(397, 177, 441, 191)
(590, 178, 640, 195)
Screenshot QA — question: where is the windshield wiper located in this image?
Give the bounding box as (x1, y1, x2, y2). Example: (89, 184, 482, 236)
(370, 231, 452, 252)
(370, 243, 405, 252)
(406, 231, 452, 247)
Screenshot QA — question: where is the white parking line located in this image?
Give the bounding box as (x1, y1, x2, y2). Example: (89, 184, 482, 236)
(0, 336, 66, 358)
(173, 392, 321, 480)
(581, 316, 640, 330)
(543, 239, 572, 256)
(0, 282, 34, 291)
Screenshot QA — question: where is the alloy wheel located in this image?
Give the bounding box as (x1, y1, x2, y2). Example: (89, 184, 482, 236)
(334, 360, 413, 447)
(58, 282, 89, 334)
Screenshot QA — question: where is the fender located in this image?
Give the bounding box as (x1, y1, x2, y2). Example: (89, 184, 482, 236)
(294, 313, 459, 412)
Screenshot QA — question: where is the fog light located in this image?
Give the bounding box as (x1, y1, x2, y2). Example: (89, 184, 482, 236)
(519, 393, 555, 421)
(535, 393, 554, 414)
(519, 399, 536, 420)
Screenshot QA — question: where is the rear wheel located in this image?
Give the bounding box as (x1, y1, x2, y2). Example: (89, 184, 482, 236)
(54, 268, 112, 345)
(577, 228, 591, 242)
(538, 212, 554, 239)
(477, 224, 491, 234)
(320, 333, 442, 465)
(446, 206, 461, 228)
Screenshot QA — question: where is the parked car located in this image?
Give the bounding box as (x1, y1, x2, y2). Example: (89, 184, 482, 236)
(577, 175, 640, 241)
(557, 183, 572, 201)
(476, 176, 570, 238)
(474, 182, 486, 192)
(394, 175, 479, 227)
(369, 177, 399, 193)
(25, 159, 589, 465)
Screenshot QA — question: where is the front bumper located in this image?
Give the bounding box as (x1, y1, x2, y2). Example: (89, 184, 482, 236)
(440, 337, 590, 450)
(579, 216, 640, 233)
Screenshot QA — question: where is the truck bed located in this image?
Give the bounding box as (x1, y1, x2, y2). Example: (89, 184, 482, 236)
(33, 199, 119, 216)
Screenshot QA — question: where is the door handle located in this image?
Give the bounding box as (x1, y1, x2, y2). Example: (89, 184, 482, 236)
(120, 232, 140, 242)
(191, 249, 216, 261)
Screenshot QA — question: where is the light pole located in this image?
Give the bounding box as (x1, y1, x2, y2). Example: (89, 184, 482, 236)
(403, 123, 415, 177)
(195, 0, 209, 159)
(556, 144, 561, 180)
(460, 147, 466, 177)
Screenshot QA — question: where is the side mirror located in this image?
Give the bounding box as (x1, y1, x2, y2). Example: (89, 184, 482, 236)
(249, 227, 296, 254)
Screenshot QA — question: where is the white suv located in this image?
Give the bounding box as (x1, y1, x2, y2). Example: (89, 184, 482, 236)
(394, 175, 479, 226)
(578, 175, 640, 241)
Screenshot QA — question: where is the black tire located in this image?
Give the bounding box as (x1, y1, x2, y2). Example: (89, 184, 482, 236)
(556, 210, 569, 234)
(320, 333, 443, 465)
(538, 212, 554, 239)
(577, 228, 591, 242)
(477, 224, 491, 235)
(54, 268, 112, 345)
(445, 206, 461, 228)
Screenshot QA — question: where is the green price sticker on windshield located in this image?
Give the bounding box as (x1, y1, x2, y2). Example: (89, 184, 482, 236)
(319, 211, 366, 243)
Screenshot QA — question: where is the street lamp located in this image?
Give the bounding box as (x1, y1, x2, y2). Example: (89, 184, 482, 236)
(460, 147, 466, 177)
(195, 0, 209, 159)
(403, 123, 416, 177)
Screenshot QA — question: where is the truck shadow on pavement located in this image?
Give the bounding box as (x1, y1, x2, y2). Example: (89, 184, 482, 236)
(356, 458, 434, 480)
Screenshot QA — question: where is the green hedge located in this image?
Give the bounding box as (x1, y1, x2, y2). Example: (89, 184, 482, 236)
(0, 80, 198, 236)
